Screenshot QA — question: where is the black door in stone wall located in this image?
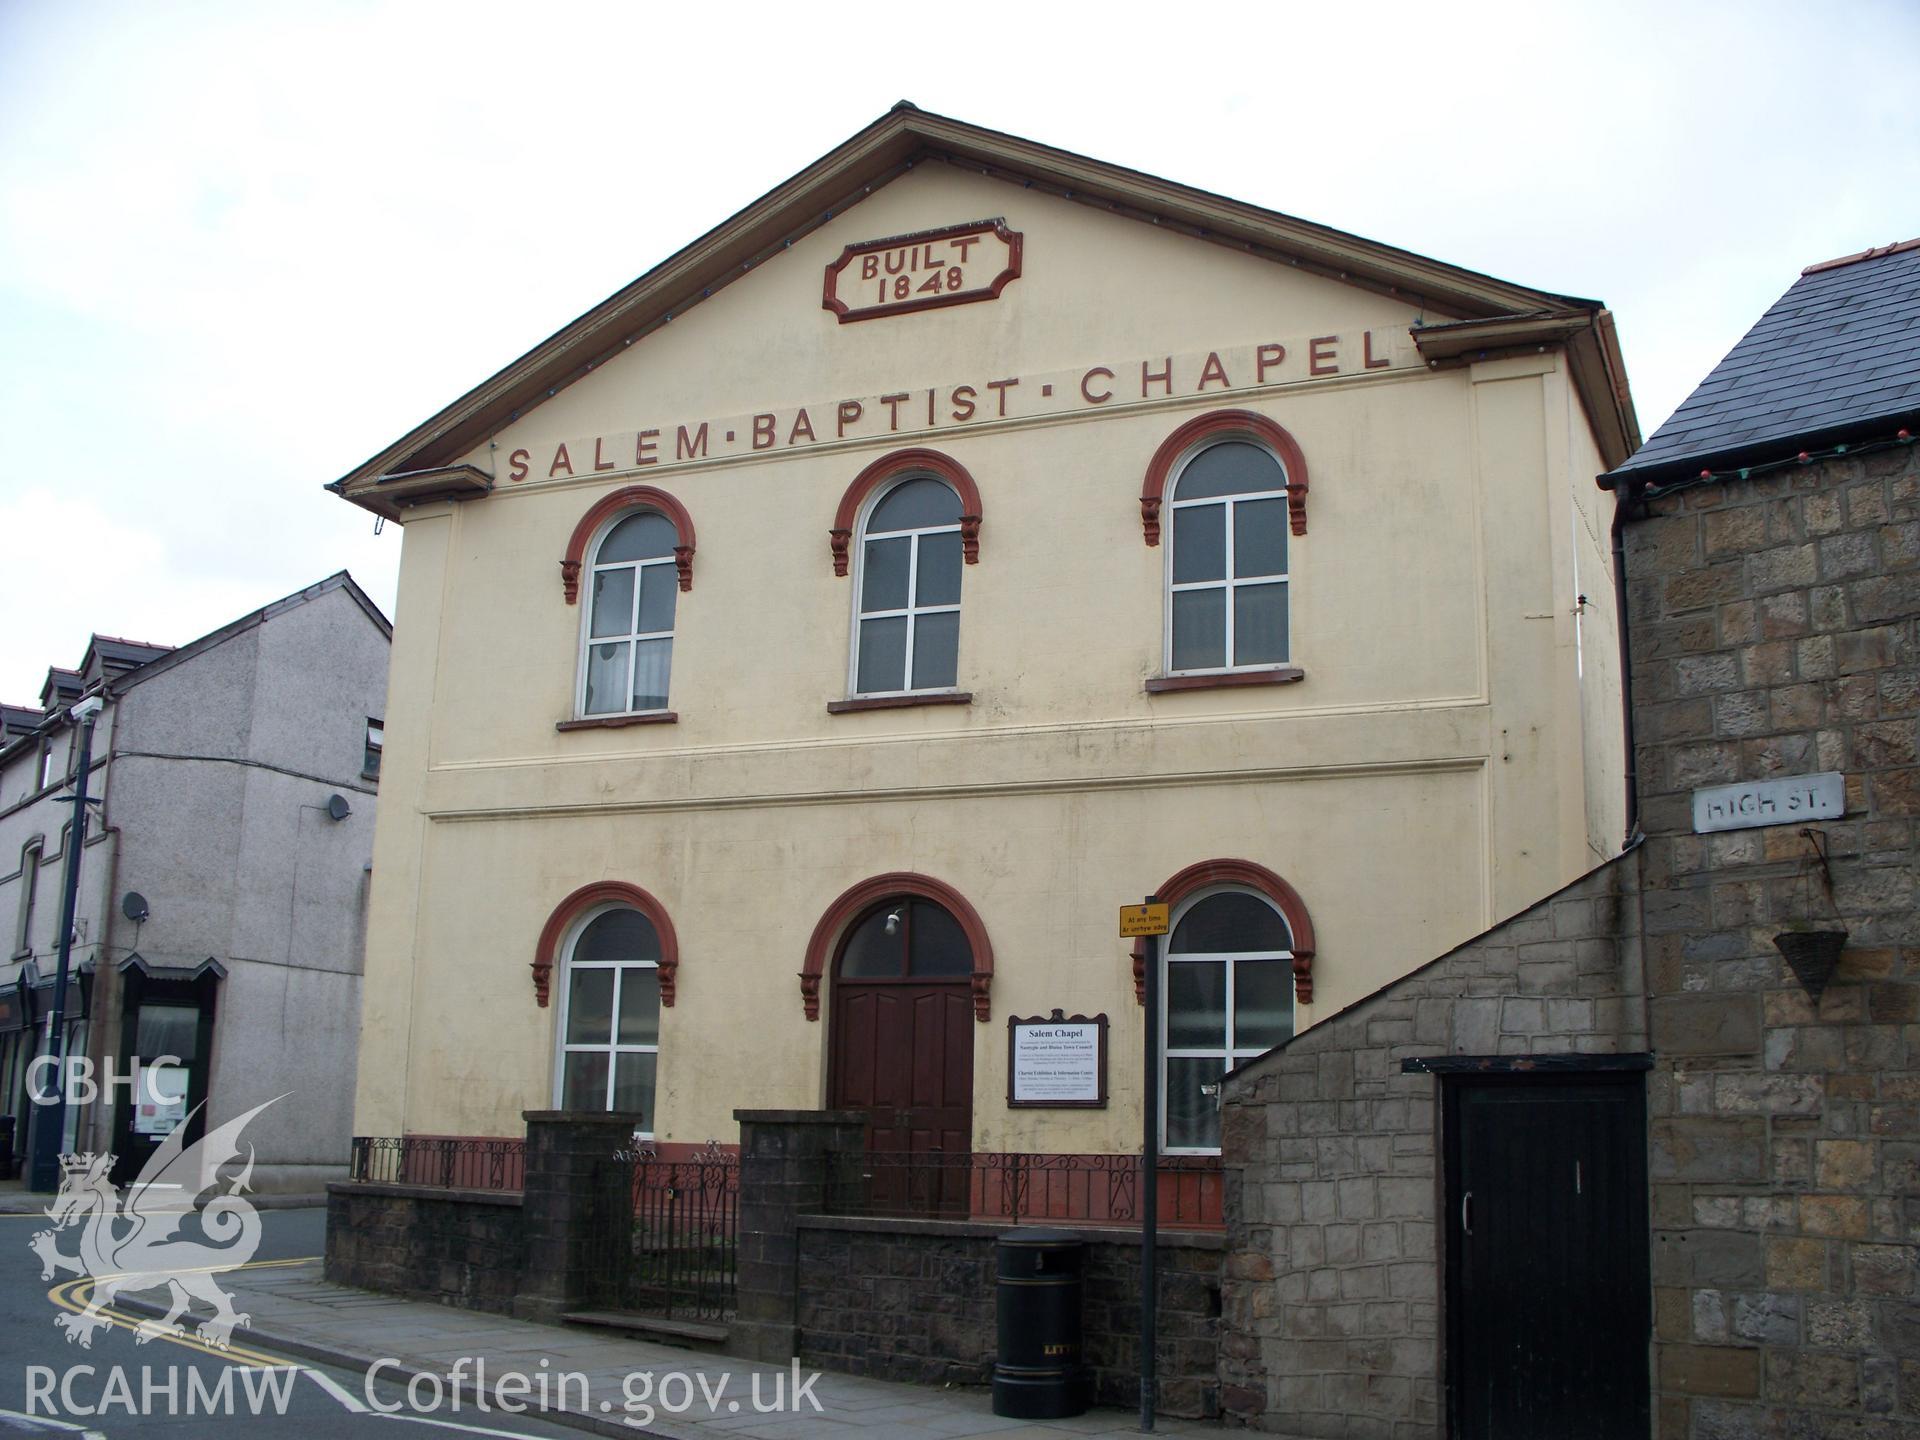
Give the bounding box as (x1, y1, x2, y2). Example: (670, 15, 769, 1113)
(1443, 1072, 1650, 1439)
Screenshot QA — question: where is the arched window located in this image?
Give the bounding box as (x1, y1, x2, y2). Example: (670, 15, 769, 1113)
(836, 898, 974, 979)
(1162, 887, 1296, 1153)
(1165, 441, 1291, 675)
(553, 904, 662, 1131)
(851, 477, 964, 696)
(580, 510, 678, 717)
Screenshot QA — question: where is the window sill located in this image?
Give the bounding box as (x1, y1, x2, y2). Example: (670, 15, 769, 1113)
(1145, 667, 1304, 694)
(826, 692, 973, 715)
(556, 712, 679, 732)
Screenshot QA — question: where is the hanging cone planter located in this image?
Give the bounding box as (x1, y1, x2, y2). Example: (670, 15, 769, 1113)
(1773, 929, 1848, 1003)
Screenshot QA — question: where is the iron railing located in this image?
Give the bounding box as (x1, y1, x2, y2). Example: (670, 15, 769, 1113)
(828, 1150, 1223, 1227)
(349, 1136, 526, 1192)
(586, 1145, 739, 1321)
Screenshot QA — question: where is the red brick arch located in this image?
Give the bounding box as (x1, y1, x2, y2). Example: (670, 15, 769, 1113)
(800, 871, 994, 1022)
(1129, 858, 1317, 1005)
(532, 881, 679, 1009)
(1138, 409, 1310, 546)
(560, 485, 697, 603)
(828, 449, 982, 577)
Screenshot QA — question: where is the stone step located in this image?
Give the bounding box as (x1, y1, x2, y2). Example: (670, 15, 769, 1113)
(561, 1310, 731, 1348)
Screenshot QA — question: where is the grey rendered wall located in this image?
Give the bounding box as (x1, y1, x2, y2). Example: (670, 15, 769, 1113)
(106, 582, 388, 1188)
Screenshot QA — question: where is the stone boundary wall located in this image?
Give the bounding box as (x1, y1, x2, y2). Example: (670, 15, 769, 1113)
(1217, 856, 1648, 1435)
(324, 1180, 525, 1314)
(794, 1214, 1223, 1418)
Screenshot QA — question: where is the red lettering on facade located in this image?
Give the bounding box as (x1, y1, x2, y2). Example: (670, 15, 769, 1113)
(1197, 352, 1230, 391)
(1256, 343, 1287, 383)
(1309, 336, 1340, 376)
(593, 437, 615, 472)
(752, 414, 776, 450)
(986, 378, 1019, 417)
(1364, 331, 1391, 370)
(635, 430, 659, 466)
(951, 385, 977, 422)
(676, 424, 709, 460)
(1142, 359, 1173, 397)
(860, 255, 879, 280)
(1081, 367, 1115, 404)
(508, 449, 530, 483)
(549, 444, 574, 478)
(950, 235, 978, 262)
(880, 393, 910, 430)
(838, 401, 863, 437)
(788, 409, 816, 445)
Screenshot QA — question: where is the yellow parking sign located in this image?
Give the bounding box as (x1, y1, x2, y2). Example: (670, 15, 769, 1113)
(1118, 903, 1170, 938)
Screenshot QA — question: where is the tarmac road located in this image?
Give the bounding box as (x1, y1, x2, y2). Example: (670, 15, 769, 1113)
(0, 1204, 582, 1438)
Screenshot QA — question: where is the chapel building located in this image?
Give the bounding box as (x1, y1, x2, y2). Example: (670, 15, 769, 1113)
(331, 105, 1639, 1172)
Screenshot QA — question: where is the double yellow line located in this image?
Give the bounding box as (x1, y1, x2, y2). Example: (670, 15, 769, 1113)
(44, 1257, 316, 1369)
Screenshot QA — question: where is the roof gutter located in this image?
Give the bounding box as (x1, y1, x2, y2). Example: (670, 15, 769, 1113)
(1413, 309, 1643, 471)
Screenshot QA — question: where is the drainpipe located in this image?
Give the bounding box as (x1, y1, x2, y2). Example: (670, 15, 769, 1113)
(1609, 481, 1647, 850)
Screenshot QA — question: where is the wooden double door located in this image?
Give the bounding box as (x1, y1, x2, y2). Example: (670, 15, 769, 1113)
(827, 897, 975, 1213)
(1444, 1072, 1650, 1439)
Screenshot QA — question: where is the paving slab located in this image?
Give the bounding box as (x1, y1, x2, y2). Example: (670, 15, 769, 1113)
(107, 1260, 1214, 1439)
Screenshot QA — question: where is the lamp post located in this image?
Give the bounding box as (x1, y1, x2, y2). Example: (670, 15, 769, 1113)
(28, 695, 103, 1193)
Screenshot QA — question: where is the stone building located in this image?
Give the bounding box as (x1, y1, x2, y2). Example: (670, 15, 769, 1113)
(1218, 238, 1920, 1435)
(329, 103, 1636, 1182)
(0, 573, 391, 1190)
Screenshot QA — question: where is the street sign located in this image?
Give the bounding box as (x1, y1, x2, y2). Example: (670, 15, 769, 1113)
(1118, 903, 1169, 937)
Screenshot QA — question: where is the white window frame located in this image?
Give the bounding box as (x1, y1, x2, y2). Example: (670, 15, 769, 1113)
(576, 510, 677, 720)
(1163, 441, 1292, 677)
(362, 718, 384, 780)
(550, 903, 660, 1137)
(13, 837, 43, 958)
(847, 476, 963, 698)
(1161, 886, 1294, 1156)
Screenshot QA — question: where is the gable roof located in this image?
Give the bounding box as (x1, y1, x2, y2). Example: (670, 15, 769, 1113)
(109, 571, 391, 700)
(330, 103, 1640, 516)
(0, 573, 391, 769)
(1603, 238, 1920, 488)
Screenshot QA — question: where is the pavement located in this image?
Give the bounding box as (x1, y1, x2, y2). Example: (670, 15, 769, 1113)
(100, 1258, 1215, 1439)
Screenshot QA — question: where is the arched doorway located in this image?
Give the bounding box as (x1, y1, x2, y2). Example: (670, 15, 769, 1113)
(827, 895, 975, 1208)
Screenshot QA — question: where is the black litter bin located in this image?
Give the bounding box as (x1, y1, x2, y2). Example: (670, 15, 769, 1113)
(992, 1229, 1090, 1418)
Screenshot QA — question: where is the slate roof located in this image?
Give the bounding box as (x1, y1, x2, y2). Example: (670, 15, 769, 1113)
(1605, 239, 1920, 486)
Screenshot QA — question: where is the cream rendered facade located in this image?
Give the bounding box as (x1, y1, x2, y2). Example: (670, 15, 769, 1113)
(339, 109, 1636, 1157)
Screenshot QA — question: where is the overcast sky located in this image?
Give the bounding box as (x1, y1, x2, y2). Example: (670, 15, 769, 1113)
(2, 1, 1915, 702)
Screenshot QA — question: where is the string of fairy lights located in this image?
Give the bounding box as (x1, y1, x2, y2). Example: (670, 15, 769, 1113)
(1638, 425, 1916, 501)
